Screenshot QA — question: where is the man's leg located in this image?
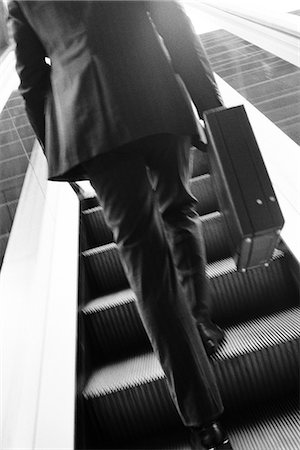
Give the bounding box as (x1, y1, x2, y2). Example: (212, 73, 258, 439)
(146, 134, 224, 355)
(83, 137, 223, 428)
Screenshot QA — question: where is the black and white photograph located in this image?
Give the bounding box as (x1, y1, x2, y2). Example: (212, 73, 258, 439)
(0, 1, 299, 449)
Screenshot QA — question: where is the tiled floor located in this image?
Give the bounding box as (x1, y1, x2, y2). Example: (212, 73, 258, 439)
(0, 90, 35, 267)
(200, 29, 300, 145)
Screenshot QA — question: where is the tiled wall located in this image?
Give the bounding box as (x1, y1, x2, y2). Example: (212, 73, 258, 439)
(0, 91, 35, 268)
(201, 29, 300, 145)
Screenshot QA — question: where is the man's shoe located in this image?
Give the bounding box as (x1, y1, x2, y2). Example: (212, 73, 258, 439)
(190, 421, 232, 449)
(197, 320, 225, 356)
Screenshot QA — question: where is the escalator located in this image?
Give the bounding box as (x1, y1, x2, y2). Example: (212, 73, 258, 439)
(76, 148, 299, 450)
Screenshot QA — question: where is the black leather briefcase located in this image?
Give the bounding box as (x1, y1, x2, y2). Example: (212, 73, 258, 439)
(203, 105, 284, 271)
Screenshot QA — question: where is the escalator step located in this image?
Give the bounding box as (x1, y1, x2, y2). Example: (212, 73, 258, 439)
(82, 242, 128, 295)
(82, 307, 300, 445)
(226, 397, 300, 450)
(81, 195, 100, 211)
(190, 174, 218, 215)
(81, 211, 235, 297)
(81, 174, 219, 251)
(206, 250, 296, 325)
(190, 147, 209, 178)
(81, 251, 298, 361)
(212, 307, 299, 409)
(81, 169, 216, 250)
(82, 208, 230, 261)
(125, 397, 300, 449)
(201, 211, 230, 262)
(82, 205, 113, 248)
(82, 289, 150, 361)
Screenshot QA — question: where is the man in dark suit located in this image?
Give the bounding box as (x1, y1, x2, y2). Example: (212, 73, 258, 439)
(8, 1, 230, 448)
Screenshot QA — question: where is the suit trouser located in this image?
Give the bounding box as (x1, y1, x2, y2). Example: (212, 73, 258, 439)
(83, 134, 223, 427)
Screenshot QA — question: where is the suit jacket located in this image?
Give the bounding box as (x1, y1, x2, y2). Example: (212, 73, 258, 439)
(8, 0, 223, 181)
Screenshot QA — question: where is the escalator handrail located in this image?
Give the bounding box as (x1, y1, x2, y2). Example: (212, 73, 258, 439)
(184, 0, 300, 67)
(197, 0, 300, 38)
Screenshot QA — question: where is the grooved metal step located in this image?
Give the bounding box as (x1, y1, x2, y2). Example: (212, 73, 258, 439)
(82, 307, 300, 446)
(190, 147, 209, 179)
(127, 397, 300, 450)
(81, 210, 237, 297)
(82, 206, 113, 248)
(82, 208, 230, 261)
(83, 242, 127, 295)
(226, 397, 300, 450)
(82, 174, 219, 252)
(191, 174, 218, 215)
(81, 251, 297, 363)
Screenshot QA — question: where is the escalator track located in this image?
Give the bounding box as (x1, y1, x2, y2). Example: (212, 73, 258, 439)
(76, 149, 299, 449)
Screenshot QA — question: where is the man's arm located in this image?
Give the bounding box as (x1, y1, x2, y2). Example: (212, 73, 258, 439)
(7, 0, 50, 147)
(145, 0, 223, 117)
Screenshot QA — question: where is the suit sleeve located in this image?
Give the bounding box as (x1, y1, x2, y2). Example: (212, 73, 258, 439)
(7, 0, 50, 147)
(145, 0, 223, 117)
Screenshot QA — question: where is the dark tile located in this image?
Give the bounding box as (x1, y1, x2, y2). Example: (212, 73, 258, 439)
(0, 233, 9, 267)
(9, 90, 21, 99)
(225, 70, 273, 91)
(0, 173, 24, 194)
(17, 123, 35, 140)
(281, 123, 300, 144)
(0, 183, 23, 203)
(0, 201, 17, 235)
(6, 96, 24, 108)
(201, 35, 241, 51)
(205, 41, 253, 58)
(0, 128, 19, 147)
(268, 62, 300, 79)
(6, 104, 26, 118)
(0, 109, 10, 120)
(217, 55, 279, 78)
(208, 45, 250, 64)
(22, 135, 35, 154)
(255, 91, 300, 113)
(0, 117, 14, 133)
(276, 113, 300, 127)
(238, 79, 294, 103)
(239, 44, 270, 57)
(220, 59, 300, 84)
(209, 46, 264, 68)
(0, 140, 25, 162)
(275, 112, 300, 144)
(0, 204, 12, 235)
(0, 154, 29, 181)
(227, 66, 300, 91)
(264, 103, 300, 123)
(200, 29, 234, 43)
(12, 113, 29, 128)
(215, 58, 274, 80)
(277, 72, 300, 90)
(207, 33, 247, 48)
(0, 175, 25, 200)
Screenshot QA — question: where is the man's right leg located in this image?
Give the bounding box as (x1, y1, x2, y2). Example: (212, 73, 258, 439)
(83, 139, 224, 429)
(146, 135, 224, 355)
